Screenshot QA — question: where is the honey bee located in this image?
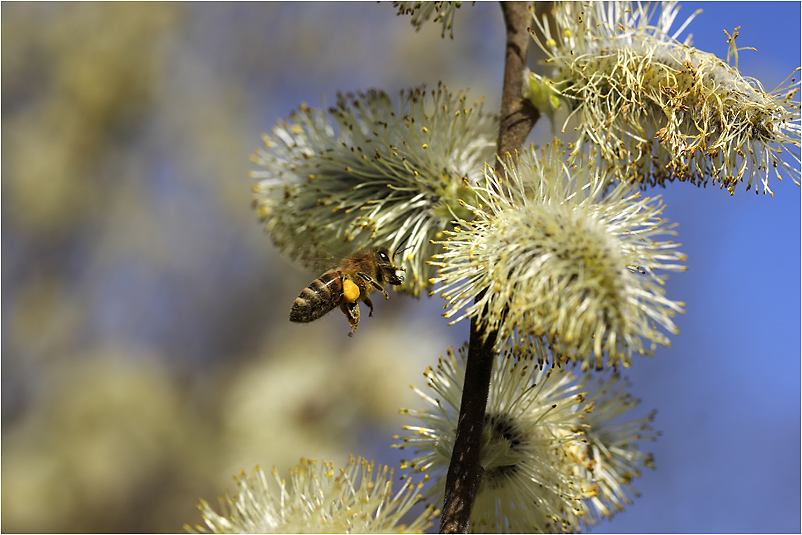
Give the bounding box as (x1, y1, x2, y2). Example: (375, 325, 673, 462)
(289, 247, 406, 336)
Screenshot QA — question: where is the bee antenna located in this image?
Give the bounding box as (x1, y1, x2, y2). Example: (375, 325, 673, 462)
(393, 245, 413, 259)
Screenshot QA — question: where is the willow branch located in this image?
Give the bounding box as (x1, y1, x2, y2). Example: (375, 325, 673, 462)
(495, 3, 540, 169)
(438, 2, 539, 533)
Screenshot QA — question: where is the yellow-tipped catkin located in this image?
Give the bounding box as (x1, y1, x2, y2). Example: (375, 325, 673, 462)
(529, 1, 801, 195)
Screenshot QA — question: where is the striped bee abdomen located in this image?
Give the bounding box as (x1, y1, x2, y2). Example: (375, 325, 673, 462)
(289, 270, 343, 323)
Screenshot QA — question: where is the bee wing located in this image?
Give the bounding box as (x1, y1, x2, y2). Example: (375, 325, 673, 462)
(291, 243, 361, 273)
(297, 244, 340, 273)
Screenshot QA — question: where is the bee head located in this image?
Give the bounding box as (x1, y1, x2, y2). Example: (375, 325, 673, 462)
(375, 247, 405, 285)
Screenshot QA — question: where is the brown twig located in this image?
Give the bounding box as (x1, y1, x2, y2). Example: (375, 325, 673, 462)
(438, 2, 539, 533)
(495, 2, 540, 171)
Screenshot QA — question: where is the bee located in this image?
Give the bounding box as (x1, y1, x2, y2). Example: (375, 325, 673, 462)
(289, 247, 406, 336)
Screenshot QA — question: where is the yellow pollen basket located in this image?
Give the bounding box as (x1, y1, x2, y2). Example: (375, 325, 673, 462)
(343, 278, 360, 303)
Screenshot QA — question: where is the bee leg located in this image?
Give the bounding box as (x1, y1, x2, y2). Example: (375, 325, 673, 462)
(357, 272, 389, 299)
(340, 300, 360, 337)
(363, 297, 375, 317)
(342, 274, 361, 303)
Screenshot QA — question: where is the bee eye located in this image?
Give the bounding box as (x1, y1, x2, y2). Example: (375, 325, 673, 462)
(379, 251, 389, 261)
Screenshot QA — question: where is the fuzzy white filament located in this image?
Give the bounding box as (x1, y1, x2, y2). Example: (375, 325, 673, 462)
(252, 84, 497, 296)
(188, 457, 434, 534)
(430, 142, 687, 369)
(529, 1, 801, 196)
(392, 1, 463, 39)
(394, 343, 658, 532)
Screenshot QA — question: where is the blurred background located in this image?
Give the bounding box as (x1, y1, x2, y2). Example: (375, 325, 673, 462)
(2, 2, 799, 533)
